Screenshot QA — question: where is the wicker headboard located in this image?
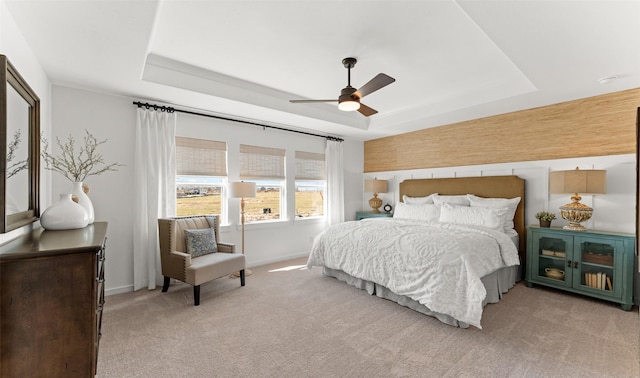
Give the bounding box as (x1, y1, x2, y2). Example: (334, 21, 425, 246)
(399, 176, 526, 264)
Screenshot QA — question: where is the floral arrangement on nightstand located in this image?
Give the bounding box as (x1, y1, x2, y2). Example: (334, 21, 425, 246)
(535, 211, 556, 227)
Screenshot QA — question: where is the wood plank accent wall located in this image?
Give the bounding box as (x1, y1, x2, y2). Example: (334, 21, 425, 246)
(364, 88, 640, 173)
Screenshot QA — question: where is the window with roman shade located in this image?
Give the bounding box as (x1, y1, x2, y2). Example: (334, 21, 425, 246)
(295, 151, 326, 218)
(175, 137, 227, 216)
(239, 144, 285, 180)
(294, 151, 326, 181)
(239, 144, 286, 222)
(176, 137, 227, 176)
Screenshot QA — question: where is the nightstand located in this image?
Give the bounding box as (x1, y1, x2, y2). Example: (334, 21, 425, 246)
(356, 211, 393, 220)
(526, 226, 635, 310)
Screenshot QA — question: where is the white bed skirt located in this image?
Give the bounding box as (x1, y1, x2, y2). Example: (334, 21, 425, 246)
(322, 265, 519, 328)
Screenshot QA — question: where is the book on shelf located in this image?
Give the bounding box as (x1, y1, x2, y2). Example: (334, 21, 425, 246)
(584, 272, 613, 291)
(597, 272, 602, 289)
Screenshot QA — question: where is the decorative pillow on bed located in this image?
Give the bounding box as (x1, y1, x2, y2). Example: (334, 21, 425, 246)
(402, 193, 437, 205)
(393, 202, 440, 222)
(467, 194, 521, 232)
(438, 203, 506, 230)
(432, 194, 470, 206)
(184, 228, 218, 257)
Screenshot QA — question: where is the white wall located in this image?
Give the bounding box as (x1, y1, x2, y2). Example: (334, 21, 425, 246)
(0, 0, 52, 245)
(51, 85, 364, 295)
(365, 154, 636, 234)
(2, 0, 364, 292)
(51, 86, 137, 294)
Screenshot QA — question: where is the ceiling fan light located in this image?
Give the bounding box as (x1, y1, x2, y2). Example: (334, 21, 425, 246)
(338, 100, 360, 112)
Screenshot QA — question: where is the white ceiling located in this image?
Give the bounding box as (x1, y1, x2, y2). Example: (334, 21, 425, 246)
(5, 0, 640, 141)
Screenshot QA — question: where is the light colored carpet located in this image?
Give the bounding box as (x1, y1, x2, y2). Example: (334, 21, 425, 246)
(97, 257, 639, 378)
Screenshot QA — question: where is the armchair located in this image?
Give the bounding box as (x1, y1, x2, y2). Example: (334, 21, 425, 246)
(158, 215, 245, 305)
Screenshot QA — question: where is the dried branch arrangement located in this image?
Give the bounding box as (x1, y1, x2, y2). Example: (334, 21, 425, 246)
(41, 129, 124, 182)
(6, 129, 29, 179)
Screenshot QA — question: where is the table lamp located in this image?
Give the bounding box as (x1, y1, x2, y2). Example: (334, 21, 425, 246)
(549, 167, 606, 231)
(364, 178, 387, 213)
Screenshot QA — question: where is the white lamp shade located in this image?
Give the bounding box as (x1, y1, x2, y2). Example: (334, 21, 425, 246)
(229, 181, 256, 198)
(364, 179, 387, 194)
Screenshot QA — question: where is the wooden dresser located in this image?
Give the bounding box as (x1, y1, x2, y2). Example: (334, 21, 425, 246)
(0, 222, 108, 377)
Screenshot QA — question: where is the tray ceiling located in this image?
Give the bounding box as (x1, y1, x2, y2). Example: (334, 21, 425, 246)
(5, 0, 640, 140)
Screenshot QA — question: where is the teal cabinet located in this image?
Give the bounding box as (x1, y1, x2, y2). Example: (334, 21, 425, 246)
(356, 211, 393, 220)
(526, 226, 635, 310)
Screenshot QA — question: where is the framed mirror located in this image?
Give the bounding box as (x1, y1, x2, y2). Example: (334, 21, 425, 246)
(1, 55, 40, 233)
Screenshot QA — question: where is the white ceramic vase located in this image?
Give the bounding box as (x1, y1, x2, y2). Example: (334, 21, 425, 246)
(71, 181, 94, 224)
(41, 194, 89, 230)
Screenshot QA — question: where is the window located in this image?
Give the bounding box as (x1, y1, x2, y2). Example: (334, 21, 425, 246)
(175, 137, 227, 217)
(239, 144, 285, 222)
(295, 151, 325, 218)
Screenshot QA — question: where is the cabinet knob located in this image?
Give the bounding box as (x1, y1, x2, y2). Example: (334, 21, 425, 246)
(567, 260, 572, 267)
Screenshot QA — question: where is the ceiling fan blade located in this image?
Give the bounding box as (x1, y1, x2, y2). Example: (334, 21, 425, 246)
(290, 99, 337, 103)
(354, 73, 395, 99)
(357, 103, 378, 117)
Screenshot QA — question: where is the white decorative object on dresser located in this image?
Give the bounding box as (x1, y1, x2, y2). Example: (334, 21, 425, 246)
(40, 193, 89, 230)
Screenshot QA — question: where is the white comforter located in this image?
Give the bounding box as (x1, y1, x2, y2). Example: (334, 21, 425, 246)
(306, 218, 520, 328)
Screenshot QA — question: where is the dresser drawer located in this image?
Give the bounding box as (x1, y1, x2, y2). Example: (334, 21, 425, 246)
(0, 223, 108, 377)
(94, 240, 106, 375)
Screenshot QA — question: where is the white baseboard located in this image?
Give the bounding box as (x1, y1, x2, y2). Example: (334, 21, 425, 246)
(104, 252, 311, 297)
(248, 251, 309, 269)
(105, 285, 134, 296)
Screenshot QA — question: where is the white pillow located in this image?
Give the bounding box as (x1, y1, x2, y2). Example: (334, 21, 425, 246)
(467, 194, 521, 232)
(438, 203, 506, 231)
(432, 194, 470, 206)
(393, 202, 440, 222)
(402, 193, 437, 205)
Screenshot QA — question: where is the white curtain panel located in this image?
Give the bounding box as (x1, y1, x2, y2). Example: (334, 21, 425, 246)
(133, 108, 176, 290)
(325, 140, 345, 226)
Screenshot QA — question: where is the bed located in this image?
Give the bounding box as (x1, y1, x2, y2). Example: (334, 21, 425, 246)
(307, 176, 526, 329)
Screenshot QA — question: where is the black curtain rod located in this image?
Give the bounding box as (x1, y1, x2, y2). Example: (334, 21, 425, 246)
(132, 101, 344, 142)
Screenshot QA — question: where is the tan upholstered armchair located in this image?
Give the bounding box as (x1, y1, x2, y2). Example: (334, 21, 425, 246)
(157, 215, 245, 305)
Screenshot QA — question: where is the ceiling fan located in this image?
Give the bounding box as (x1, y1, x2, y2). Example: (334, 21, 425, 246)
(289, 57, 395, 117)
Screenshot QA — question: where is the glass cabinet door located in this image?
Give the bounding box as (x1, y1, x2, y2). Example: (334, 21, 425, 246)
(526, 226, 634, 310)
(574, 236, 621, 298)
(531, 233, 573, 287)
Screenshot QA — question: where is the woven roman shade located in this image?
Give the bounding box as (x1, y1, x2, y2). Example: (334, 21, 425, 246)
(295, 151, 325, 181)
(239, 144, 285, 180)
(176, 137, 227, 176)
